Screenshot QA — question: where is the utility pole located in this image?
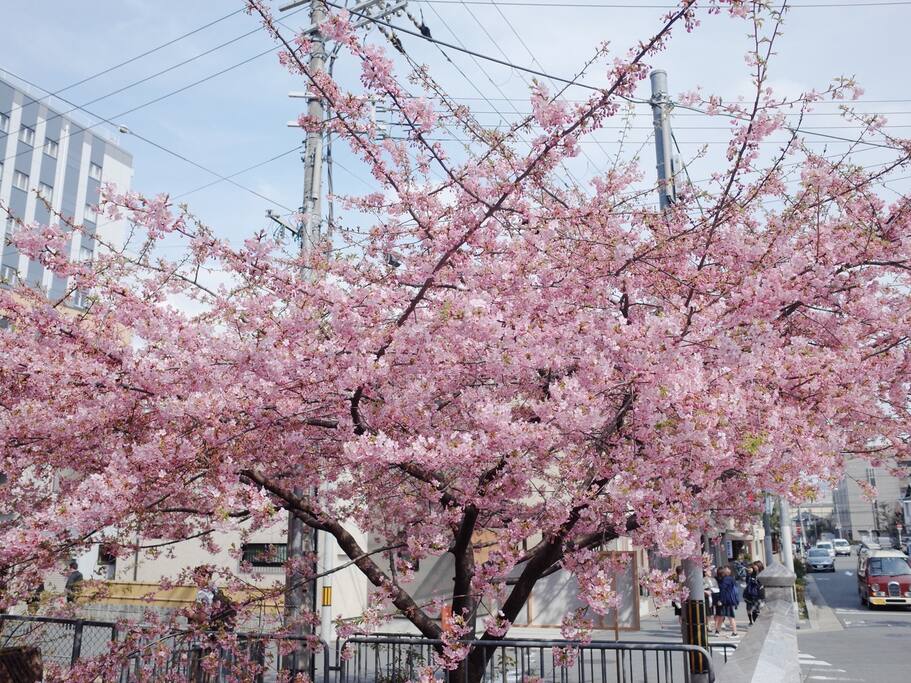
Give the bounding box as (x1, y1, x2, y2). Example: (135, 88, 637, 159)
(649, 69, 708, 683)
(276, 1, 409, 661)
(278, 1, 328, 675)
(779, 498, 794, 571)
(762, 494, 774, 565)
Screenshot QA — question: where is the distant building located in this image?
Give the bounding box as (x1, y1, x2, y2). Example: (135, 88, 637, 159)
(833, 458, 911, 543)
(0, 70, 132, 302)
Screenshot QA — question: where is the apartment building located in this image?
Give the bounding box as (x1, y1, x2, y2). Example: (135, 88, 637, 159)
(0, 70, 132, 299)
(833, 457, 911, 543)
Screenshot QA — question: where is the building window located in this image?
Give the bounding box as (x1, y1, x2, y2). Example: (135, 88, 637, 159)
(18, 125, 35, 146)
(71, 290, 91, 310)
(38, 182, 53, 202)
(241, 543, 287, 568)
(0, 265, 17, 285)
(84, 204, 97, 223)
(44, 138, 58, 158)
(13, 171, 29, 192)
(79, 245, 93, 262)
(88, 162, 102, 180)
(0, 112, 9, 133)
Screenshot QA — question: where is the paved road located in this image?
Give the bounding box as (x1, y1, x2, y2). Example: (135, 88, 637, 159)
(798, 553, 911, 682)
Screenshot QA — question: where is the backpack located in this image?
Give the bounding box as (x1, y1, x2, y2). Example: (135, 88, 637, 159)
(211, 588, 238, 631)
(744, 577, 762, 601)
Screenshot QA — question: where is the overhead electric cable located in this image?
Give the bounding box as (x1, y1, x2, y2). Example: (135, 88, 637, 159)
(2, 45, 284, 167)
(442, 1, 598, 183)
(319, 0, 908, 152)
(173, 145, 305, 200)
(2, 68, 296, 212)
(2, 7, 246, 119)
(410, 1, 911, 7)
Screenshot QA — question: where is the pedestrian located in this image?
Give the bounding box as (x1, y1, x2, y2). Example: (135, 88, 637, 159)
(711, 568, 726, 635)
(26, 581, 44, 615)
(716, 566, 739, 638)
(670, 565, 686, 624)
(743, 565, 762, 624)
(703, 569, 719, 625)
(188, 565, 237, 683)
(65, 560, 83, 603)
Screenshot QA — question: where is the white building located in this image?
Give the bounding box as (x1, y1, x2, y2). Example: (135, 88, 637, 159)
(833, 458, 910, 543)
(0, 70, 132, 299)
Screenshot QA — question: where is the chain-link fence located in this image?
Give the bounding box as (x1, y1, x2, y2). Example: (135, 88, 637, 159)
(0, 614, 116, 668)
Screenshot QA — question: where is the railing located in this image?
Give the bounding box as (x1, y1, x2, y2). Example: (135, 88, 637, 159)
(119, 633, 330, 683)
(0, 614, 116, 668)
(0, 615, 330, 683)
(0, 615, 735, 682)
(340, 636, 718, 683)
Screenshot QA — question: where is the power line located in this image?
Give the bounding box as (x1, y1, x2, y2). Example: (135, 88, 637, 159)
(435, 97, 911, 106)
(438, 2, 598, 183)
(2, 7, 246, 120)
(2, 68, 296, 212)
(24, 24, 272, 137)
(1, 45, 282, 167)
(173, 145, 305, 200)
(409, 1, 911, 7)
(321, 0, 908, 152)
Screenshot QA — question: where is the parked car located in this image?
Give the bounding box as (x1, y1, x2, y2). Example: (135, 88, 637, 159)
(857, 549, 911, 608)
(807, 548, 836, 572)
(815, 541, 835, 558)
(833, 539, 851, 556)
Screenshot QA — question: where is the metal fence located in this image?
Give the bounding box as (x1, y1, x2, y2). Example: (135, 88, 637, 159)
(119, 633, 330, 683)
(0, 616, 736, 682)
(340, 637, 719, 683)
(0, 614, 116, 668)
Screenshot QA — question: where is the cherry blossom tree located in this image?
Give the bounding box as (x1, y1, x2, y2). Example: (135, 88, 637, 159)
(2, 0, 910, 680)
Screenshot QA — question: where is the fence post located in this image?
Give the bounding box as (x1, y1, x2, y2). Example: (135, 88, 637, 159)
(70, 620, 84, 666)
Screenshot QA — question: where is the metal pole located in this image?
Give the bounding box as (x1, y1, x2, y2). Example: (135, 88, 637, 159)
(649, 69, 676, 210)
(281, 0, 328, 675)
(779, 498, 794, 571)
(762, 495, 774, 565)
(650, 68, 707, 682)
(319, 528, 335, 643)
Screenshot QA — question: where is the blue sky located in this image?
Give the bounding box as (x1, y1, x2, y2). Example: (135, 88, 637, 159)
(2, 0, 909, 253)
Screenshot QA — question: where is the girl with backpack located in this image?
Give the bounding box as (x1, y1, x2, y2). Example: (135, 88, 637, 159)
(744, 564, 764, 624)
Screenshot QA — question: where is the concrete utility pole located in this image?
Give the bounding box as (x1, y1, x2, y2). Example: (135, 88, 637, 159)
(762, 494, 775, 565)
(649, 69, 708, 683)
(779, 498, 794, 571)
(649, 70, 678, 210)
(277, 1, 410, 662)
(278, 0, 329, 674)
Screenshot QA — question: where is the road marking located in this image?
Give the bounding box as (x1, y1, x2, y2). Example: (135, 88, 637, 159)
(844, 571, 853, 576)
(806, 676, 862, 682)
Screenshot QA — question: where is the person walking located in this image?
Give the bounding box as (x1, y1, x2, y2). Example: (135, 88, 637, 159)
(743, 565, 763, 624)
(703, 568, 721, 637)
(670, 565, 686, 625)
(65, 560, 83, 603)
(188, 565, 237, 683)
(716, 566, 740, 638)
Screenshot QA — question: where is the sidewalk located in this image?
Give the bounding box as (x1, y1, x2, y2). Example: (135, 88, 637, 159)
(367, 595, 760, 645)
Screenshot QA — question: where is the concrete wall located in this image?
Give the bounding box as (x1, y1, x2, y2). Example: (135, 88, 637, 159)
(714, 561, 800, 683)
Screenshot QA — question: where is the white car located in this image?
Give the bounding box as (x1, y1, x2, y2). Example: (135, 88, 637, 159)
(833, 539, 851, 556)
(815, 541, 835, 558)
